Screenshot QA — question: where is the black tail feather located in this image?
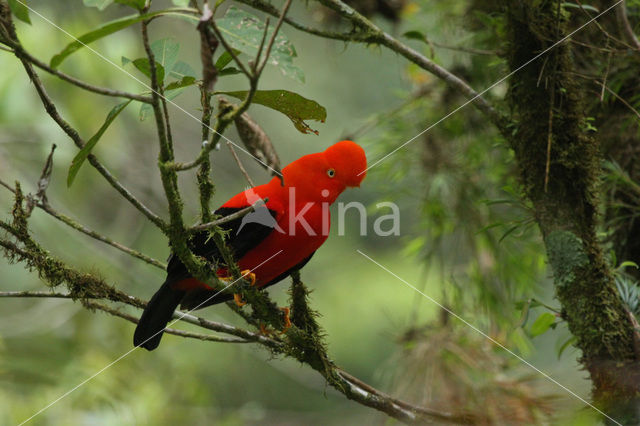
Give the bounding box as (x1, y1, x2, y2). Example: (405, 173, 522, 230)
(133, 280, 184, 351)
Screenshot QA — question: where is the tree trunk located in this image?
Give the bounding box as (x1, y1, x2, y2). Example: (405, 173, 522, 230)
(504, 1, 640, 422)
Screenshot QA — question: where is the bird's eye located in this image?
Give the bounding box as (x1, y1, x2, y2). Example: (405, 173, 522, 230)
(327, 168, 336, 178)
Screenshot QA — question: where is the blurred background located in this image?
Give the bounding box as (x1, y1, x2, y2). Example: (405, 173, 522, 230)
(0, 0, 614, 424)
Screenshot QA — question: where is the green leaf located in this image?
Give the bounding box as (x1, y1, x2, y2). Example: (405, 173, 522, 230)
(530, 312, 556, 337)
(216, 7, 304, 83)
(83, 0, 113, 10)
(619, 261, 639, 270)
(215, 49, 241, 70)
(84, 0, 145, 10)
(169, 60, 197, 79)
(165, 76, 196, 90)
(218, 90, 326, 134)
(115, 0, 145, 9)
(67, 100, 132, 187)
(49, 9, 197, 69)
(8, 0, 31, 24)
(556, 336, 577, 359)
(403, 30, 428, 43)
(561, 2, 599, 13)
(499, 224, 520, 242)
(171, 0, 190, 6)
(139, 87, 185, 121)
(219, 67, 242, 77)
(131, 58, 165, 84)
(124, 40, 188, 85)
(151, 38, 180, 79)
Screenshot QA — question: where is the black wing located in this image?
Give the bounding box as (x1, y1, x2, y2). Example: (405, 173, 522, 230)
(166, 206, 278, 281)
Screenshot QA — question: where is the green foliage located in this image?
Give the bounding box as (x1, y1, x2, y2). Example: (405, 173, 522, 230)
(67, 100, 132, 187)
(139, 87, 185, 121)
(214, 49, 243, 76)
(216, 6, 304, 82)
(402, 30, 429, 44)
(123, 38, 181, 85)
(556, 335, 577, 359)
(49, 9, 197, 68)
(7, 0, 30, 24)
(530, 312, 556, 337)
(218, 90, 326, 134)
(83, 0, 117, 10)
(83, 0, 146, 10)
(122, 38, 197, 121)
(615, 275, 640, 317)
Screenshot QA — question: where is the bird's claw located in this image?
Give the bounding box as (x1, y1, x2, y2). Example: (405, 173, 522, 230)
(279, 307, 291, 333)
(234, 293, 246, 307)
(258, 307, 291, 335)
(232, 270, 256, 307)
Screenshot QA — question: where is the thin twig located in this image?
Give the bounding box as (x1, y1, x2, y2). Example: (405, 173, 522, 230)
(600, 48, 612, 101)
(0, 177, 165, 269)
(430, 41, 500, 56)
(0, 37, 151, 103)
(0, 292, 249, 344)
(84, 300, 250, 344)
(191, 198, 268, 231)
(600, 84, 640, 120)
(614, 0, 640, 51)
(574, 0, 637, 50)
(253, 17, 270, 73)
(256, 0, 292, 76)
(0, 12, 167, 230)
(209, 19, 252, 78)
(226, 142, 255, 186)
(336, 368, 476, 424)
(235, 0, 507, 134)
(141, 9, 228, 291)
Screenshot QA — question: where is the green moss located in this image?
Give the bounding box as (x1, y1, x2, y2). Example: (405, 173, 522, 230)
(545, 230, 589, 288)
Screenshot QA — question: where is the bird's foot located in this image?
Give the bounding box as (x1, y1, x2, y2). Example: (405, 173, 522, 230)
(258, 307, 291, 335)
(279, 307, 291, 333)
(234, 293, 246, 307)
(232, 270, 256, 307)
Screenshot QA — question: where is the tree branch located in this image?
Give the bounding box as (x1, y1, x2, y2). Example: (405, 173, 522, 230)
(0, 177, 165, 269)
(0, 282, 474, 424)
(614, 0, 640, 51)
(236, 0, 508, 133)
(0, 37, 152, 102)
(0, 8, 167, 231)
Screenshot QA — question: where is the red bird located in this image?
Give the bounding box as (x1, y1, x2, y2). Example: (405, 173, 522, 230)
(134, 140, 367, 350)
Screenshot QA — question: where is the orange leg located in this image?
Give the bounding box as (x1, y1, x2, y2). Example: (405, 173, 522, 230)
(232, 270, 256, 307)
(279, 307, 291, 333)
(234, 293, 246, 307)
(259, 323, 269, 335)
(258, 307, 291, 335)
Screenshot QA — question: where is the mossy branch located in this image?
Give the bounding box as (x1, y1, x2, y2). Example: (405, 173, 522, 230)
(505, 1, 640, 418)
(0, 183, 474, 424)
